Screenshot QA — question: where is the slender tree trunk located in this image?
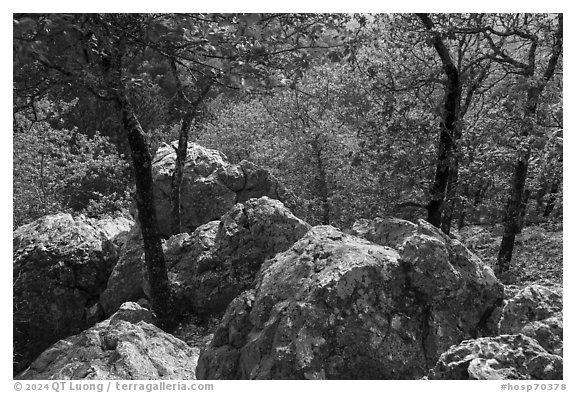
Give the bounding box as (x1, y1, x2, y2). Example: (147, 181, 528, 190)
(495, 87, 539, 277)
(417, 14, 461, 230)
(312, 135, 330, 225)
(427, 128, 454, 228)
(170, 112, 193, 235)
(440, 130, 462, 234)
(102, 43, 175, 329)
(168, 65, 212, 235)
(440, 173, 455, 234)
(117, 89, 174, 330)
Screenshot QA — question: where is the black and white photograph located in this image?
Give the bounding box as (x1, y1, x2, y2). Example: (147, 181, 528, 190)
(10, 9, 566, 388)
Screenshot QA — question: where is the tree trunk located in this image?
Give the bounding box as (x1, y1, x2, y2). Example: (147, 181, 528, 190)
(440, 173, 455, 235)
(117, 90, 175, 330)
(312, 135, 330, 225)
(495, 86, 539, 277)
(170, 112, 193, 235)
(417, 14, 461, 230)
(427, 128, 454, 228)
(494, 14, 562, 278)
(440, 130, 462, 234)
(168, 69, 211, 236)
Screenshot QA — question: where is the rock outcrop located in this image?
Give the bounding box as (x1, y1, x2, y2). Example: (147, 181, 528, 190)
(13, 214, 132, 373)
(17, 303, 199, 380)
(99, 221, 220, 317)
(101, 197, 310, 317)
(428, 334, 563, 380)
(497, 285, 563, 356)
(152, 142, 296, 237)
(197, 222, 503, 379)
(168, 197, 311, 316)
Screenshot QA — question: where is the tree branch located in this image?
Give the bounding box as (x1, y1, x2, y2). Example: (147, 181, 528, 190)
(542, 14, 563, 83)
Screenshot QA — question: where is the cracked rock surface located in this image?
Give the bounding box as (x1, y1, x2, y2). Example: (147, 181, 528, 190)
(197, 222, 504, 379)
(17, 302, 199, 380)
(13, 213, 132, 374)
(151, 142, 297, 237)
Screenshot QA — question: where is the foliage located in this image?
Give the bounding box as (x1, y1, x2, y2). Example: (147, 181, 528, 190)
(460, 223, 562, 286)
(195, 13, 562, 232)
(12, 12, 562, 271)
(198, 62, 385, 227)
(13, 99, 131, 228)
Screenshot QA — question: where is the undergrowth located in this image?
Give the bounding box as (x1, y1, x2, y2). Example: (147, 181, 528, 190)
(459, 223, 563, 287)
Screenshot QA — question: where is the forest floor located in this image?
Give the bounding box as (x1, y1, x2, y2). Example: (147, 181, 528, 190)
(173, 223, 563, 352)
(459, 223, 563, 288)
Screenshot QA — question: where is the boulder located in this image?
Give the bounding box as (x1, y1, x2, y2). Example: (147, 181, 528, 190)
(354, 218, 505, 354)
(17, 303, 199, 380)
(197, 223, 503, 379)
(99, 225, 147, 316)
(101, 197, 310, 318)
(13, 214, 130, 373)
(100, 221, 220, 317)
(149, 196, 311, 316)
(87, 216, 133, 249)
(428, 334, 563, 380)
(151, 142, 296, 237)
(498, 285, 563, 356)
(147, 220, 220, 313)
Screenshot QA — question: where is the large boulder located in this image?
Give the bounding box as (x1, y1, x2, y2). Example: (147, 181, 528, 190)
(99, 221, 220, 317)
(167, 197, 310, 316)
(354, 218, 505, 354)
(13, 214, 132, 374)
(101, 197, 310, 317)
(152, 142, 296, 237)
(428, 334, 563, 380)
(497, 285, 563, 356)
(17, 303, 199, 380)
(197, 223, 503, 379)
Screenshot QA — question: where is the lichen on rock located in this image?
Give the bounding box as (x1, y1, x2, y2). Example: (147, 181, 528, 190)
(197, 222, 504, 379)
